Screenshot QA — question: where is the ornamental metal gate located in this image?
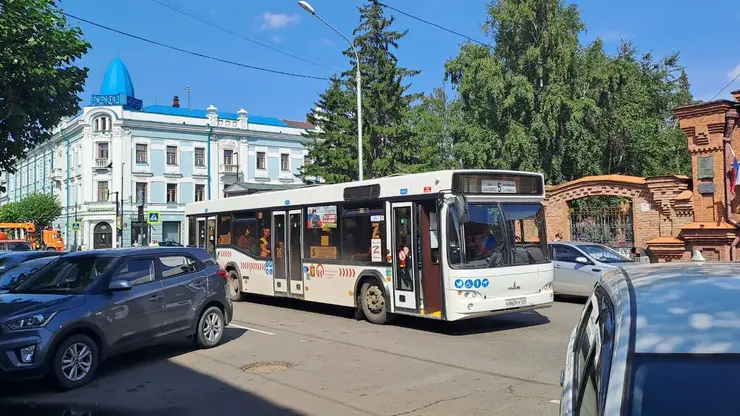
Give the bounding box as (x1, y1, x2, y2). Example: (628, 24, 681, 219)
(569, 205, 634, 256)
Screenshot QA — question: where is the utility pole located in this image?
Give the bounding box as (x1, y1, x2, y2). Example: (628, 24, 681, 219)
(73, 204, 78, 252)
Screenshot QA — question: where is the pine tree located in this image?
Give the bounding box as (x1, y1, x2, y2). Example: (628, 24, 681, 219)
(344, 0, 421, 178)
(299, 77, 357, 184)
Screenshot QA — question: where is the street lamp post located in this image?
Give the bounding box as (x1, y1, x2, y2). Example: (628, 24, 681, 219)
(299, 0, 363, 181)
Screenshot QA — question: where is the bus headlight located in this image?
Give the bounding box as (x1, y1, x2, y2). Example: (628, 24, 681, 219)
(541, 281, 553, 291)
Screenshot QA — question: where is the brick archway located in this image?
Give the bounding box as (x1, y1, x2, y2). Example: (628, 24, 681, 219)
(545, 175, 692, 250)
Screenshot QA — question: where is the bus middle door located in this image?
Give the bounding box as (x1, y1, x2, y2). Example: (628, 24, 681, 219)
(391, 202, 419, 313)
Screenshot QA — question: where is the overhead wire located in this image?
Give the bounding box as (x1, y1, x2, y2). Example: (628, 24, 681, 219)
(64, 13, 330, 81)
(373, 0, 489, 47)
(710, 70, 740, 101)
(148, 0, 341, 73)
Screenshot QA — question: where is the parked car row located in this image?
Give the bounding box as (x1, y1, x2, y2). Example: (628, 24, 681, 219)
(0, 247, 232, 389)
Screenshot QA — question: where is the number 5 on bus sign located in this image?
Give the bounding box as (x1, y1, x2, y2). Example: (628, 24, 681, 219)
(481, 179, 516, 194)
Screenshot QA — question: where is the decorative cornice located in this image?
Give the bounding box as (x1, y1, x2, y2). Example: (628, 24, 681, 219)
(673, 100, 735, 119)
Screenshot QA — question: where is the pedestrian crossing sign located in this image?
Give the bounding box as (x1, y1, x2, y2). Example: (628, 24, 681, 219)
(71, 222, 81, 232)
(147, 211, 161, 224)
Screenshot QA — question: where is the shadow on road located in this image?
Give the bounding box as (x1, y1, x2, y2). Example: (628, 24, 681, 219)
(242, 293, 551, 335)
(0, 327, 303, 415)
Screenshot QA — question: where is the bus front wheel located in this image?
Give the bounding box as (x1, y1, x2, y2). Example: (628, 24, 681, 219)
(360, 281, 388, 325)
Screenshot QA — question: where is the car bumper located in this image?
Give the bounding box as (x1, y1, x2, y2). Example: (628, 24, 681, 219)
(0, 327, 54, 380)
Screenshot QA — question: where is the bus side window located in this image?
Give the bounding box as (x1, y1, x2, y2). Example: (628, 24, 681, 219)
(341, 204, 386, 263)
(233, 212, 259, 256)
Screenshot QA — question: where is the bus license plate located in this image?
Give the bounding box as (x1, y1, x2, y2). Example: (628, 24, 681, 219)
(505, 297, 527, 308)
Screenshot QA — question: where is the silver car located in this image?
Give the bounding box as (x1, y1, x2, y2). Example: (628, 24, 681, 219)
(559, 263, 740, 415)
(548, 242, 634, 296)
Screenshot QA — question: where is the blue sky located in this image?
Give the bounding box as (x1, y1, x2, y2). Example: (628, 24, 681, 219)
(63, 0, 740, 121)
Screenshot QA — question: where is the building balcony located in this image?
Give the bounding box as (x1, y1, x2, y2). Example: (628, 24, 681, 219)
(51, 168, 63, 181)
(220, 164, 238, 174)
(86, 200, 115, 212)
(95, 158, 110, 168)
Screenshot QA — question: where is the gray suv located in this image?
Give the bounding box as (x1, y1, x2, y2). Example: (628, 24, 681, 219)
(0, 247, 233, 389)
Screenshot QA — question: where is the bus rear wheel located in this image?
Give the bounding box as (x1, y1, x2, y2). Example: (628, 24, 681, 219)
(360, 281, 388, 325)
(227, 269, 246, 302)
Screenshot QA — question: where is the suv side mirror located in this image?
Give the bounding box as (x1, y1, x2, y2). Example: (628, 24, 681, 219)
(108, 279, 133, 291)
(575, 256, 589, 265)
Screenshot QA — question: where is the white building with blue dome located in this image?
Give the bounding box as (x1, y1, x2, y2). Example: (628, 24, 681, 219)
(0, 57, 313, 250)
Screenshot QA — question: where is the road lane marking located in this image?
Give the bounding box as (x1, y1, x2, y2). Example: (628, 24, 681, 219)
(550, 399, 560, 404)
(228, 323, 276, 336)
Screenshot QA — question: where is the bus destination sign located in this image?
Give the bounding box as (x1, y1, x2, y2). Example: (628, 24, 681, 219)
(453, 173, 544, 196)
(481, 179, 517, 194)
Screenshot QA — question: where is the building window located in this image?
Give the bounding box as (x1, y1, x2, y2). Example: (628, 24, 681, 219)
(136, 144, 148, 164)
(97, 143, 109, 160)
(166, 146, 178, 165)
(304, 155, 311, 166)
(224, 149, 233, 166)
(257, 152, 266, 170)
(195, 184, 205, 202)
(167, 184, 177, 203)
(281, 154, 290, 171)
(135, 182, 147, 204)
(97, 181, 109, 202)
(93, 116, 112, 132)
(195, 148, 205, 167)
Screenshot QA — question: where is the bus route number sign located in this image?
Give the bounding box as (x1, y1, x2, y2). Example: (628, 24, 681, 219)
(481, 179, 516, 194)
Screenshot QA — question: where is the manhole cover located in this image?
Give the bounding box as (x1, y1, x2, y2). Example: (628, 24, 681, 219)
(241, 361, 293, 374)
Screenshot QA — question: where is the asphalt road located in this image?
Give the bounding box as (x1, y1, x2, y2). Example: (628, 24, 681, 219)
(0, 297, 585, 416)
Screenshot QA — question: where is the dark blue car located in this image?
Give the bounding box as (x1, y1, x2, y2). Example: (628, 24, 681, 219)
(0, 247, 233, 389)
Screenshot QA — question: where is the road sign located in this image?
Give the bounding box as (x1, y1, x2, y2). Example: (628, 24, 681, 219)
(147, 211, 161, 224)
(71, 222, 81, 232)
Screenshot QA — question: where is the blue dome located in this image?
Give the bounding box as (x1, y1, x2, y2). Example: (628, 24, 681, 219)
(99, 57, 135, 97)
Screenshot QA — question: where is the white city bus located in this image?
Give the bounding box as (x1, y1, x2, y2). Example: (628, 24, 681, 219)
(185, 170, 553, 324)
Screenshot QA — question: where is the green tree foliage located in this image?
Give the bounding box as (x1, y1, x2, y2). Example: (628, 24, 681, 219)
(0, 193, 62, 228)
(0, 202, 23, 223)
(0, 0, 90, 180)
(300, 0, 420, 182)
(300, 77, 357, 184)
(442, 0, 693, 184)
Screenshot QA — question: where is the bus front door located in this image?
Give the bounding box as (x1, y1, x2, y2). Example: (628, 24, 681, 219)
(273, 212, 288, 295)
(287, 209, 304, 297)
(391, 202, 419, 313)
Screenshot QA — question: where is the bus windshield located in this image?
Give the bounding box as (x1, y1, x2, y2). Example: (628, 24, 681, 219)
(448, 202, 548, 269)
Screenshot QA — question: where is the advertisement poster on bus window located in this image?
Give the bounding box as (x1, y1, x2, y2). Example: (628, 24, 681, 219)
(371, 238, 383, 262)
(307, 206, 337, 229)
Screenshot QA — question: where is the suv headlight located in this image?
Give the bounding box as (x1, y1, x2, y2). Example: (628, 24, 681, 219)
(5, 312, 58, 330)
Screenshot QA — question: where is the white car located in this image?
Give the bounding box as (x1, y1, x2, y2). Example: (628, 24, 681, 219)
(548, 242, 635, 296)
(560, 263, 740, 415)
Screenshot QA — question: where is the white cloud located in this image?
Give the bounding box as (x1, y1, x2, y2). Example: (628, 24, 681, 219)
(261, 12, 299, 30)
(271, 35, 283, 43)
(728, 63, 740, 81)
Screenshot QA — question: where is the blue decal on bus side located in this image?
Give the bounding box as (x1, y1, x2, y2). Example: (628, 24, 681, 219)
(285, 200, 290, 205)
(464, 280, 473, 289)
(400, 188, 408, 195)
(473, 279, 482, 289)
(482, 278, 490, 288)
(454, 279, 463, 289)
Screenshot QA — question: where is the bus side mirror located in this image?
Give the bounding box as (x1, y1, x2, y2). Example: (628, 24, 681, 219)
(454, 195, 469, 224)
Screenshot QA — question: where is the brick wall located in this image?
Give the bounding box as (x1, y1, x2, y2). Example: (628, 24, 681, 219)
(545, 175, 690, 251)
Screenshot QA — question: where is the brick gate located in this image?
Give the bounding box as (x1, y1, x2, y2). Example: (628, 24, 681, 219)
(545, 175, 693, 252)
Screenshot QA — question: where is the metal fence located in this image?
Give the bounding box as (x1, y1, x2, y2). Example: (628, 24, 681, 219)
(569, 205, 634, 254)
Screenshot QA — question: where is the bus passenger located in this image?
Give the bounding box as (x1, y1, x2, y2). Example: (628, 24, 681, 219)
(260, 228, 271, 257)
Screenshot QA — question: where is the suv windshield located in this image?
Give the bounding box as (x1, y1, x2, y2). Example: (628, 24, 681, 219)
(578, 244, 632, 263)
(0, 257, 56, 290)
(12, 256, 115, 294)
(628, 354, 740, 416)
(448, 202, 548, 269)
